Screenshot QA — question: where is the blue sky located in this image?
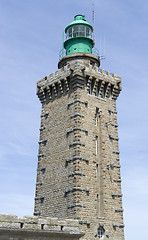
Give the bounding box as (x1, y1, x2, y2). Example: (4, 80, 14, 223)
(0, 0, 148, 239)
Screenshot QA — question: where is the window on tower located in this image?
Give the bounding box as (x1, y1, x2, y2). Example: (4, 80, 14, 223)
(86, 26, 91, 37)
(95, 108, 99, 126)
(67, 27, 72, 38)
(97, 227, 105, 238)
(73, 25, 78, 37)
(79, 25, 85, 36)
(96, 136, 98, 155)
(66, 25, 92, 39)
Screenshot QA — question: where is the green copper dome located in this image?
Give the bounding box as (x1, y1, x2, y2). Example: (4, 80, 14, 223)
(65, 15, 93, 32)
(64, 15, 94, 56)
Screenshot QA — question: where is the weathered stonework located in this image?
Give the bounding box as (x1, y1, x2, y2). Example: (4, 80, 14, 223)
(34, 52, 124, 240)
(0, 214, 83, 240)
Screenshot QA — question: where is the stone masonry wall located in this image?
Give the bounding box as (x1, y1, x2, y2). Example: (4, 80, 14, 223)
(35, 53, 124, 240)
(0, 214, 83, 240)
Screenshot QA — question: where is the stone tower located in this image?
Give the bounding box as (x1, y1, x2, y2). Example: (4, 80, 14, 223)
(34, 15, 124, 240)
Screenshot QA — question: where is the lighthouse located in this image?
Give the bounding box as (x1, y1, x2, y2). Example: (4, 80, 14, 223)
(34, 15, 124, 240)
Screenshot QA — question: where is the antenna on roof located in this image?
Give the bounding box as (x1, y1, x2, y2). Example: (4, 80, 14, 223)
(92, 0, 106, 61)
(103, 36, 106, 58)
(92, 0, 95, 42)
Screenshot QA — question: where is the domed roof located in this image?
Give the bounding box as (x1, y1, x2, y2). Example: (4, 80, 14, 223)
(65, 15, 93, 33)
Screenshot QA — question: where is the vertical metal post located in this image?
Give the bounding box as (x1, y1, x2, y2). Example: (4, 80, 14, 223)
(62, 29, 65, 57)
(92, 0, 95, 42)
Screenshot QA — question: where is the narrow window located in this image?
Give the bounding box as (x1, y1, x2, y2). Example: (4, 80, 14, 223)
(95, 108, 99, 126)
(41, 224, 44, 230)
(98, 227, 105, 238)
(20, 223, 24, 229)
(96, 136, 98, 155)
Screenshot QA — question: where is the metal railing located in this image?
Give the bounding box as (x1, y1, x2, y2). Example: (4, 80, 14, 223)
(59, 47, 100, 60)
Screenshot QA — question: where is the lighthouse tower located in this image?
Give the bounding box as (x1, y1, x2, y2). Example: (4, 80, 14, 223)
(34, 15, 124, 240)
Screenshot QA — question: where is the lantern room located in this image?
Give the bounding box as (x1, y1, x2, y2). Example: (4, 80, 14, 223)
(64, 15, 95, 56)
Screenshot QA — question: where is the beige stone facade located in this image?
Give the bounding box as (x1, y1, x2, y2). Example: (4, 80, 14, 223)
(0, 214, 83, 240)
(34, 53, 124, 240)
